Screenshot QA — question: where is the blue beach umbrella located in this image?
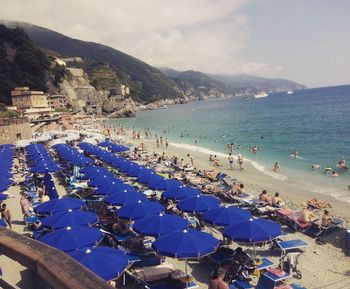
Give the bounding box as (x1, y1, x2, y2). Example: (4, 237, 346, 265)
(117, 200, 164, 221)
(34, 198, 85, 215)
(133, 214, 189, 237)
(223, 218, 282, 243)
(177, 195, 221, 213)
(165, 179, 183, 191)
(68, 246, 129, 281)
(88, 175, 115, 187)
(0, 194, 8, 201)
(120, 160, 132, 172)
(94, 180, 124, 194)
(96, 183, 134, 196)
(0, 186, 9, 194)
(203, 206, 252, 227)
(126, 163, 143, 177)
(0, 177, 13, 186)
(163, 186, 199, 201)
(41, 210, 99, 230)
(152, 229, 219, 259)
(148, 174, 167, 190)
(104, 190, 146, 206)
(40, 226, 104, 252)
(137, 169, 154, 183)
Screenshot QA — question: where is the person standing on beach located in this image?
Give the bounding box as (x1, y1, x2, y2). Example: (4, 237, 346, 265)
(273, 162, 280, 173)
(237, 154, 244, 170)
(1, 203, 12, 229)
(156, 138, 160, 148)
(187, 154, 194, 167)
(165, 138, 169, 148)
(160, 136, 164, 147)
(228, 153, 234, 169)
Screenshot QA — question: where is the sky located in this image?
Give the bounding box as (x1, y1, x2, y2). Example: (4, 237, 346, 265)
(0, 0, 349, 87)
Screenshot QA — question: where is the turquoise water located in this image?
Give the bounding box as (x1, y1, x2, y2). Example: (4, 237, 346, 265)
(111, 84, 350, 202)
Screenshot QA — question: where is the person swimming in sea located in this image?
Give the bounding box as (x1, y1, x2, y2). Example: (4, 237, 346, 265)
(312, 164, 320, 170)
(337, 157, 348, 170)
(331, 171, 338, 177)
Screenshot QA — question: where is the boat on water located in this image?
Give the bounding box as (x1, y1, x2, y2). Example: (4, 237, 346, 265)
(287, 90, 294, 95)
(254, 92, 268, 99)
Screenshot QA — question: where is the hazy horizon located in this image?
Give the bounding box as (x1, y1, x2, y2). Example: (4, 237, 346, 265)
(0, 0, 349, 88)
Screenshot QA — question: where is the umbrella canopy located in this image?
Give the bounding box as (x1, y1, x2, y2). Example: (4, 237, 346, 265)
(133, 214, 189, 237)
(68, 246, 129, 281)
(148, 174, 167, 190)
(165, 179, 183, 191)
(152, 229, 219, 259)
(137, 169, 154, 183)
(0, 194, 9, 201)
(223, 218, 282, 243)
(203, 206, 252, 226)
(104, 190, 146, 206)
(126, 163, 143, 177)
(117, 200, 164, 221)
(177, 195, 221, 213)
(95, 183, 134, 196)
(41, 210, 99, 230)
(34, 198, 85, 215)
(40, 226, 104, 252)
(162, 186, 199, 201)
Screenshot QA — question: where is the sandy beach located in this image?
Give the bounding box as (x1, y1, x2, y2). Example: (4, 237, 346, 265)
(116, 128, 350, 289)
(0, 122, 349, 289)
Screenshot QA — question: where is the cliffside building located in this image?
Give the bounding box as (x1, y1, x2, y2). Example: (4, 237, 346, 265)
(48, 95, 66, 110)
(11, 87, 49, 110)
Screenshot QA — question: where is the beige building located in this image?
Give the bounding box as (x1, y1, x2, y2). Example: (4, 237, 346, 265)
(0, 117, 31, 144)
(48, 95, 67, 110)
(11, 87, 49, 110)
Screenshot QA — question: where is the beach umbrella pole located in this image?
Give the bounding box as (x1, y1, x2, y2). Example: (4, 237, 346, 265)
(185, 260, 188, 288)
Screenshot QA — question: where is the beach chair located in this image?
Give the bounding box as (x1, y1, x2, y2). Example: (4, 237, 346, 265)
(276, 239, 308, 254)
(307, 218, 344, 237)
(256, 270, 290, 289)
(206, 247, 235, 268)
(285, 211, 312, 232)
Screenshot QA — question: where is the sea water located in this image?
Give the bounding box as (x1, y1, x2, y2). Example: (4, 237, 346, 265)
(111, 84, 350, 203)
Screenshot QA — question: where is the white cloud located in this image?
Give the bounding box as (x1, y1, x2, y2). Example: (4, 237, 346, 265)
(0, 0, 283, 76)
(240, 62, 283, 75)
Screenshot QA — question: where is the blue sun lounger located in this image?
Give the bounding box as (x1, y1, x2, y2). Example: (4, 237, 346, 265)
(256, 271, 290, 289)
(277, 239, 308, 254)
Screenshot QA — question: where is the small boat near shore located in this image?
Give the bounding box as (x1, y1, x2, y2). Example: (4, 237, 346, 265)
(287, 90, 294, 95)
(254, 92, 268, 99)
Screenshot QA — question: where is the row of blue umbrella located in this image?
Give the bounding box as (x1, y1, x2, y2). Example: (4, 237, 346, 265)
(53, 144, 94, 166)
(35, 197, 129, 281)
(35, 141, 282, 282)
(26, 144, 60, 173)
(99, 138, 130, 153)
(0, 145, 15, 196)
(79, 142, 283, 243)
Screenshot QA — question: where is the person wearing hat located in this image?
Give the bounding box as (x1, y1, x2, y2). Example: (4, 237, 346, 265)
(208, 267, 229, 289)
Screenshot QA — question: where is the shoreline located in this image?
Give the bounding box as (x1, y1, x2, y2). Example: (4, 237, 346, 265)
(117, 130, 350, 224)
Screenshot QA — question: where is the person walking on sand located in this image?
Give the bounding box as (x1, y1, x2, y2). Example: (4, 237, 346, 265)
(273, 162, 280, 173)
(187, 154, 194, 167)
(227, 143, 233, 154)
(208, 268, 229, 289)
(165, 138, 169, 148)
(228, 153, 234, 169)
(1, 203, 12, 229)
(237, 154, 244, 170)
(156, 138, 159, 148)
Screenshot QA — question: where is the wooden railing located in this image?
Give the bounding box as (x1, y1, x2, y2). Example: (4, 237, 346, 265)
(0, 117, 29, 126)
(0, 228, 112, 289)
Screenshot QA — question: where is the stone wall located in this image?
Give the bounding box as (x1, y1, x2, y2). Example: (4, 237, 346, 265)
(0, 118, 31, 144)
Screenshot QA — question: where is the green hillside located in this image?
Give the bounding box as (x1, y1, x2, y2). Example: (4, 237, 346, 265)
(0, 24, 50, 105)
(10, 22, 182, 103)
